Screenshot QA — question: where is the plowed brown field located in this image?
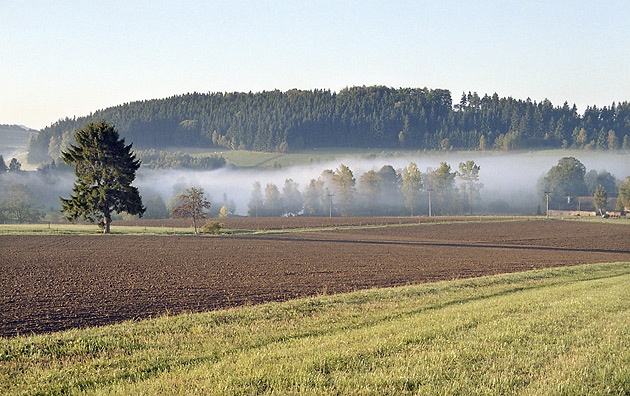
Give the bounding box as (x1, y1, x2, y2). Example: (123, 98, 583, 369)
(1, 219, 629, 337)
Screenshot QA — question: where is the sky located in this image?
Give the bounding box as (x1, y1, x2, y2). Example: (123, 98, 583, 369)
(2, 1, 629, 130)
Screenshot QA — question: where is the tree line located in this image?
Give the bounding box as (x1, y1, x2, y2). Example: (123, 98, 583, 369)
(243, 157, 630, 218)
(246, 161, 483, 218)
(27, 87, 630, 164)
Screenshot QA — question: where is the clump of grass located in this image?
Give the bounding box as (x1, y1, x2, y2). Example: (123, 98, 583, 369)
(1, 262, 628, 395)
(201, 221, 223, 235)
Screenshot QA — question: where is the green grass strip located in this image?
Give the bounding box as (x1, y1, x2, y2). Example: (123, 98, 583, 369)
(1, 262, 628, 395)
(560, 216, 630, 225)
(0, 216, 542, 236)
(0, 223, 194, 236)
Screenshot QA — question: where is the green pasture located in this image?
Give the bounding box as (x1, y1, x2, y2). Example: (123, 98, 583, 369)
(182, 147, 628, 169)
(1, 262, 628, 395)
(0, 216, 541, 236)
(189, 147, 407, 168)
(0, 223, 194, 236)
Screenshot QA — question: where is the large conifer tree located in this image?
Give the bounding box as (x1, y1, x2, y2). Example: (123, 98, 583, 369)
(60, 121, 145, 233)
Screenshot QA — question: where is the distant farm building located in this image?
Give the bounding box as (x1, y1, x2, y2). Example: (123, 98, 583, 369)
(547, 210, 598, 217)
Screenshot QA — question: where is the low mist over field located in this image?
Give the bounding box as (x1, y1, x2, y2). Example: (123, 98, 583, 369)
(135, 150, 629, 216)
(2, 150, 627, 218)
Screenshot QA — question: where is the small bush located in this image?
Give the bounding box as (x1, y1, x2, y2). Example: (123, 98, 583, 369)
(201, 221, 223, 235)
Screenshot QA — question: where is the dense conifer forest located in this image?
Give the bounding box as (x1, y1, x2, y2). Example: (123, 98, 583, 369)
(27, 86, 630, 164)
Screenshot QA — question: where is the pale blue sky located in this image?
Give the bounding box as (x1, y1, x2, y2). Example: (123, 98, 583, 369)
(2, 1, 629, 130)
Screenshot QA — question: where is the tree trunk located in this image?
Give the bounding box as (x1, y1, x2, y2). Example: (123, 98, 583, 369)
(103, 213, 111, 234)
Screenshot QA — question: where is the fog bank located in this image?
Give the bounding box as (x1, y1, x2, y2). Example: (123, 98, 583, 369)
(134, 151, 630, 215)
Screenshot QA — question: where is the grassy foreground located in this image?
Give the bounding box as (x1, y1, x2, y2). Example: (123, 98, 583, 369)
(1, 263, 629, 395)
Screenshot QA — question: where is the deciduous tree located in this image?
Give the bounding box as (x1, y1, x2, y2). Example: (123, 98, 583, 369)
(358, 170, 381, 215)
(303, 178, 326, 216)
(542, 157, 587, 207)
(144, 194, 169, 219)
(377, 165, 403, 214)
(248, 181, 263, 217)
(1, 184, 42, 223)
(426, 162, 459, 215)
(608, 130, 619, 151)
(457, 160, 482, 214)
(401, 162, 422, 215)
(282, 179, 303, 216)
(172, 187, 211, 235)
(616, 177, 630, 211)
(331, 164, 356, 216)
(593, 185, 608, 215)
(264, 183, 282, 217)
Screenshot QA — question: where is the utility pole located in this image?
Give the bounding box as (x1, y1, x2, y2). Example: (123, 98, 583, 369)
(544, 191, 550, 218)
(327, 193, 333, 218)
(427, 188, 433, 217)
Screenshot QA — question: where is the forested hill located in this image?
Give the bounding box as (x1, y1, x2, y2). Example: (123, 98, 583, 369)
(28, 86, 630, 163)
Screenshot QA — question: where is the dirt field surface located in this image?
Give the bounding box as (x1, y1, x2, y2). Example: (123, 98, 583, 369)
(1, 219, 629, 337)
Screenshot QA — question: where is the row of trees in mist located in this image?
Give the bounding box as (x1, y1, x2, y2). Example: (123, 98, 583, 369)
(28, 86, 630, 164)
(246, 161, 483, 218)
(242, 157, 630, 218)
(2, 155, 629, 224)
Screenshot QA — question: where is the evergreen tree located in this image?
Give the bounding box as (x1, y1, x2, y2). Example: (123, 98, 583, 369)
(8, 158, 21, 172)
(0, 155, 7, 173)
(60, 121, 145, 233)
